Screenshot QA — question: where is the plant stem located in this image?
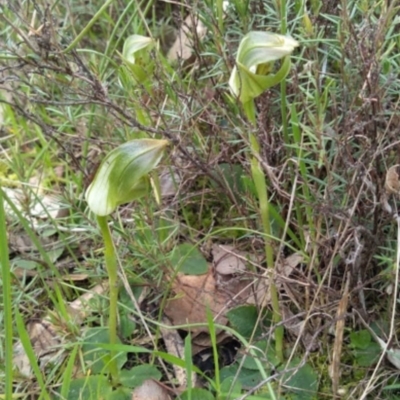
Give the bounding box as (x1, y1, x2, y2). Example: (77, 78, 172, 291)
(245, 105, 283, 362)
(0, 187, 13, 400)
(249, 141, 283, 362)
(96, 215, 119, 381)
(279, 0, 289, 144)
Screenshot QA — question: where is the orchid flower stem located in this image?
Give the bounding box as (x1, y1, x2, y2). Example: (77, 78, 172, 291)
(281, 83, 288, 144)
(0, 188, 13, 400)
(280, 0, 289, 144)
(247, 119, 284, 362)
(96, 215, 119, 382)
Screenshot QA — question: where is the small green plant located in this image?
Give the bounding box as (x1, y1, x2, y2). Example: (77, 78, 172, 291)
(229, 31, 298, 361)
(85, 138, 168, 382)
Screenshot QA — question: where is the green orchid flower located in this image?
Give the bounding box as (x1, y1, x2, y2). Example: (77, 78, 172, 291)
(122, 34, 155, 84)
(85, 139, 168, 216)
(229, 31, 299, 104)
(84, 138, 168, 382)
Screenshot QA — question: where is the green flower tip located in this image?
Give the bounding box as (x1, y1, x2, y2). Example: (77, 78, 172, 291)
(122, 34, 154, 64)
(85, 139, 168, 216)
(229, 31, 299, 103)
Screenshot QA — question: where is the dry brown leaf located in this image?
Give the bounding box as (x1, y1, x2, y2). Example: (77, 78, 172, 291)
(164, 269, 228, 333)
(248, 253, 304, 307)
(31, 193, 65, 219)
(276, 253, 304, 277)
(67, 282, 108, 324)
(164, 253, 304, 346)
(385, 165, 400, 194)
(13, 281, 108, 376)
(245, 277, 270, 306)
(14, 318, 63, 377)
(212, 244, 247, 275)
(132, 379, 171, 400)
(3, 187, 67, 220)
(167, 14, 207, 61)
(281, 306, 318, 351)
(192, 330, 231, 355)
(160, 169, 180, 197)
(164, 266, 254, 334)
(159, 316, 198, 389)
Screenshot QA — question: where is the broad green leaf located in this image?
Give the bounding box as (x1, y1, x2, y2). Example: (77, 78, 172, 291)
(281, 361, 318, 400)
(180, 388, 215, 400)
(350, 330, 371, 350)
(66, 375, 112, 400)
(85, 139, 168, 216)
(239, 340, 280, 370)
(106, 387, 131, 400)
(119, 312, 136, 339)
(169, 243, 208, 275)
(82, 327, 127, 374)
(226, 305, 270, 339)
(353, 342, 381, 367)
(220, 364, 264, 389)
(220, 376, 242, 398)
(119, 365, 161, 388)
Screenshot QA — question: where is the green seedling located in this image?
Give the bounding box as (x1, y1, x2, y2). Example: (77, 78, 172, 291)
(85, 138, 168, 382)
(229, 31, 298, 361)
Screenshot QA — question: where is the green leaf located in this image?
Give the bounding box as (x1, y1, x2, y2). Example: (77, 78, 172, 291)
(239, 340, 280, 370)
(106, 387, 132, 400)
(12, 258, 39, 270)
(119, 313, 136, 340)
(66, 375, 112, 400)
(281, 362, 318, 400)
(169, 243, 208, 275)
(119, 365, 161, 388)
(85, 139, 168, 216)
(353, 342, 381, 367)
(82, 327, 127, 374)
(350, 330, 371, 350)
(60, 345, 80, 398)
(180, 388, 215, 400)
(220, 377, 242, 398)
(226, 305, 265, 339)
(220, 364, 264, 389)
